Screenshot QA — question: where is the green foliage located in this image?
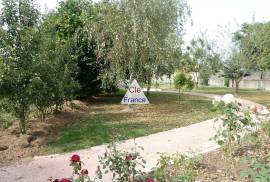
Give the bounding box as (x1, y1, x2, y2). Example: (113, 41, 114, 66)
(224, 78, 230, 87)
(234, 22, 270, 72)
(153, 153, 201, 182)
(241, 155, 270, 182)
(98, 142, 146, 182)
(212, 100, 254, 146)
(240, 122, 270, 182)
(52, 0, 103, 98)
(38, 13, 80, 113)
(93, 0, 190, 88)
(183, 37, 221, 87)
(0, 0, 40, 134)
(222, 50, 251, 94)
(0, 0, 80, 133)
(173, 72, 194, 100)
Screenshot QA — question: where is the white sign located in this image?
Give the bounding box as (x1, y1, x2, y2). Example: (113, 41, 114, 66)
(121, 79, 149, 104)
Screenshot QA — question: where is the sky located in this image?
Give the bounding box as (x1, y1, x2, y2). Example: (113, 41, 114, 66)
(1, 0, 270, 46)
(185, 0, 270, 45)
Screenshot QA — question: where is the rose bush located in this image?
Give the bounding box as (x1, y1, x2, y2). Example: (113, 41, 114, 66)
(98, 142, 147, 182)
(48, 143, 156, 182)
(48, 154, 102, 182)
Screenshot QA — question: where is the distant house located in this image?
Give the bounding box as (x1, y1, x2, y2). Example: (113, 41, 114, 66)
(209, 70, 270, 90)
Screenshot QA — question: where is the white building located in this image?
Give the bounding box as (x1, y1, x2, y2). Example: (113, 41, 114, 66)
(209, 70, 270, 90)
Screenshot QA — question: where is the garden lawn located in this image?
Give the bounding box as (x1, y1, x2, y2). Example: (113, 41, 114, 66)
(193, 86, 270, 108)
(43, 92, 218, 154)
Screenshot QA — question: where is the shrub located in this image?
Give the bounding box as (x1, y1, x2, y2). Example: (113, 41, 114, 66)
(212, 94, 254, 147)
(173, 72, 194, 101)
(48, 154, 102, 182)
(153, 153, 201, 182)
(241, 121, 270, 181)
(48, 143, 156, 182)
(212, 94, 256, 179)
(98, 142, 147, 182)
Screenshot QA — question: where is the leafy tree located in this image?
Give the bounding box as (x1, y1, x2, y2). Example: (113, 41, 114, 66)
(52, 0, 102, 98)
(93, 0, 190, 95)
(173, 72, 194, 101)
(184, 37, 221, 87)
(33, 13, 79, 117)
(0, 0, 40, 134)
(234, 22, 270, 82)
(221, 49, 251, 94)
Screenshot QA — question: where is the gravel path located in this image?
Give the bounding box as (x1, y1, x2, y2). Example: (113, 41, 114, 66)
(0, 92, 267, 182)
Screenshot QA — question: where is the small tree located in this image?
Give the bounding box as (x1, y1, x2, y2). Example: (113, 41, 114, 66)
(173, 72, 194, 101)
(0, 0, 40, 134)
(221, 50, 251, 94)
(212, 94, 254, 179)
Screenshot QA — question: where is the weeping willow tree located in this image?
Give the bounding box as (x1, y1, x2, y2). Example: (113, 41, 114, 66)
(91, 0, 190, 94)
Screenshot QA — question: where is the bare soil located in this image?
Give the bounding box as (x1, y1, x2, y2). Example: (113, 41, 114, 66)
(0, 100, 89, 166)
(197, 149, 249, 182)
(197, 135, 270, 182)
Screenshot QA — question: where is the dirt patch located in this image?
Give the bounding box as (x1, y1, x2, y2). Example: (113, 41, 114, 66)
(197, 149, 249, 182)
(0, 100, 90, 167)
(196, 134, 269, 182)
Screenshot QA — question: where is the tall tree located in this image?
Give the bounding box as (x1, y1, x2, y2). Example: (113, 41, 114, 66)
(0, 0, 40, 133)
(234, 22, 270, 83)
(33, 12, 79, 117)
(222, 49, 251, 94)
(52, 0, 102, 98)
(93, 0, 190, 95)
(184, 37, 221, 87)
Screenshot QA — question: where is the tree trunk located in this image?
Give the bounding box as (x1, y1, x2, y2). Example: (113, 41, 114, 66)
(259, 71, 264, 90)
(235, 80, 240, 95)
(128, 73, 133, 109)
(41, 110, 46, 122)
(146, 76, 151, 96)
(231, 79, 235, 88)
(194, 72, 199, 88)
(178, 88, 181, 102)
(19, 112, 26, 134)
(169, 75, 171, 89)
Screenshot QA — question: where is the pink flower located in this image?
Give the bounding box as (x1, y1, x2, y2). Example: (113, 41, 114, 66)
(71, 154, 80, 163)
(250, 105, 258, 114)
(59, 179, 71, 182)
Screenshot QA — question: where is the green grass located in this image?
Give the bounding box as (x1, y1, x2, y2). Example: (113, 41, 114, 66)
(43, 92, 219, 154)
(159, 83, 270, 108)
(193, 86, 270, 108)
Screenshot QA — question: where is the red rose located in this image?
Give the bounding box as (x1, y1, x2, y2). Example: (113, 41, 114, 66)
(59, 178, 71, 182)
(53, 180, 59, 182)
(146, 176, 155, 182)
(62, 179, 72, 182)
(71, 154, 80, 163)
(125, 154, 134, 161)
(81, 169, 88, 176)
